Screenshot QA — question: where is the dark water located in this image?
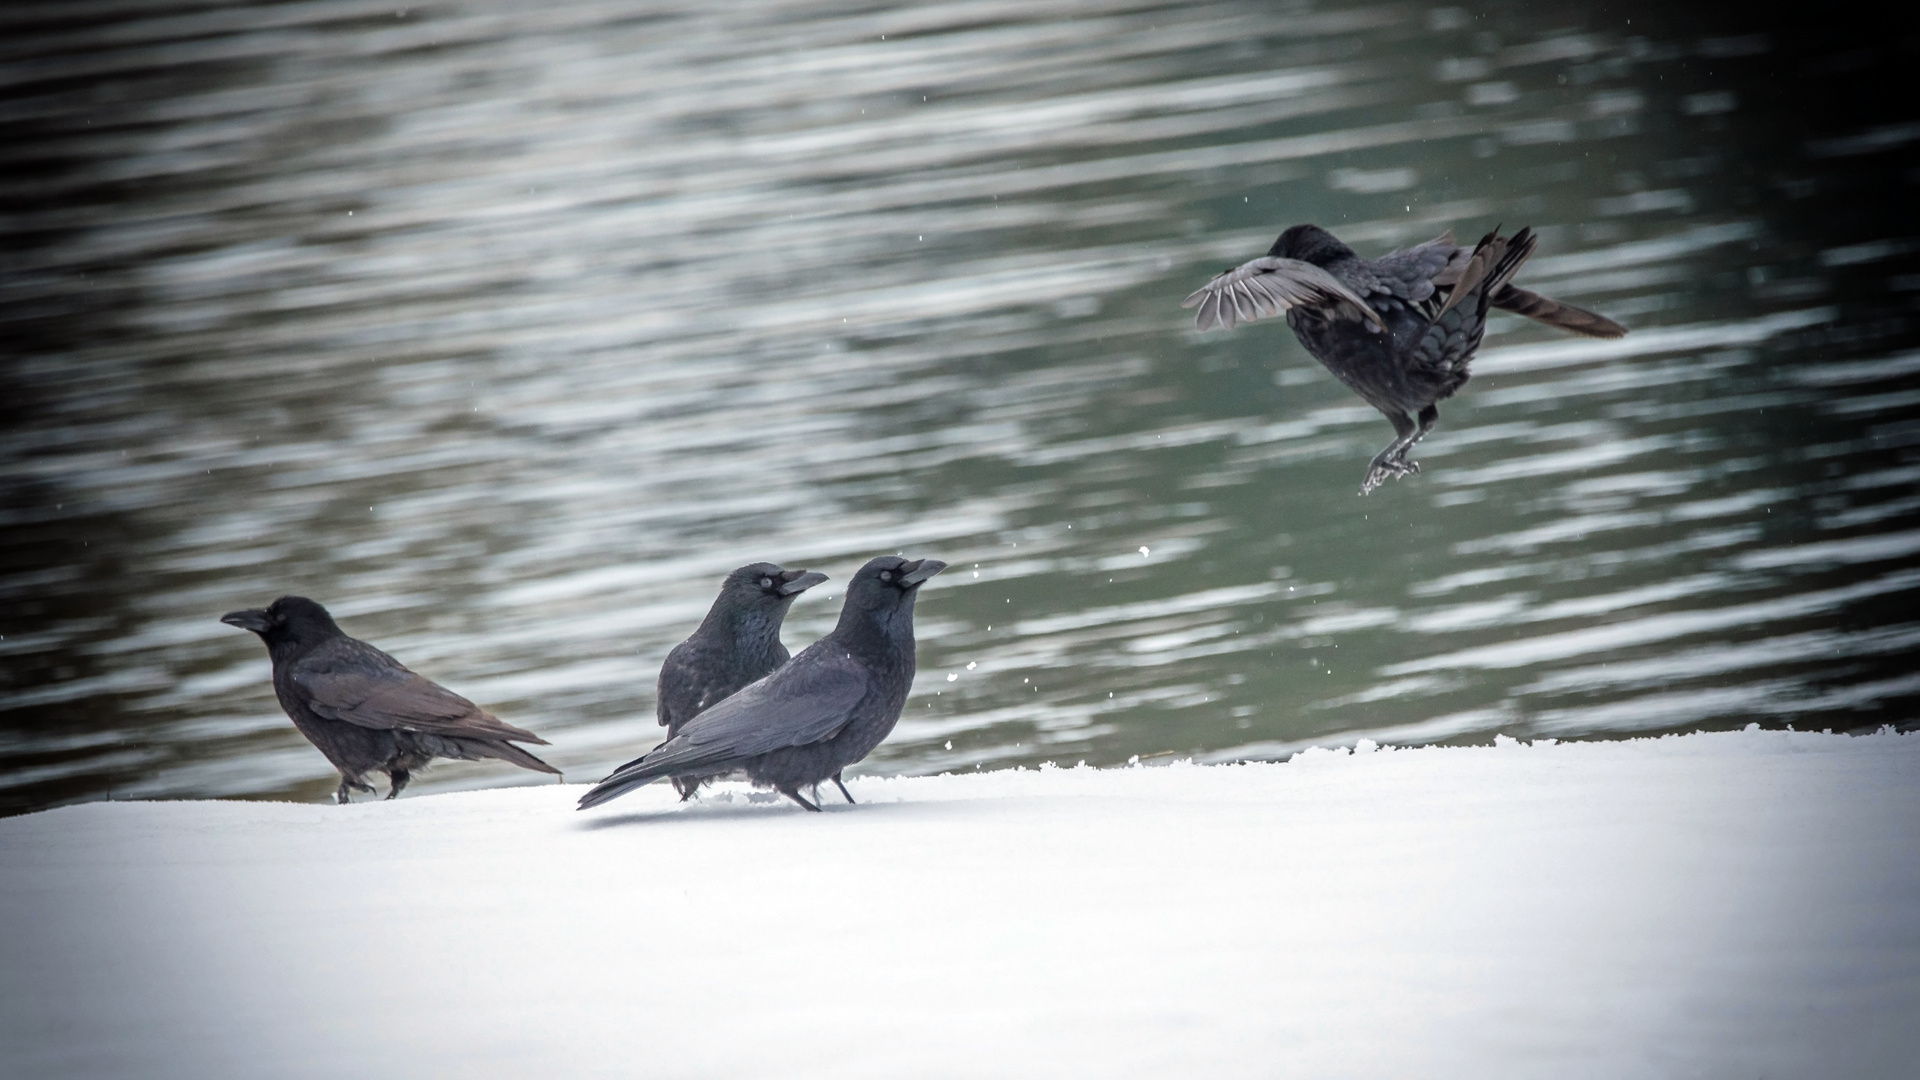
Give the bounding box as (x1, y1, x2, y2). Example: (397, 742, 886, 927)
(4, 0, 1918, 814)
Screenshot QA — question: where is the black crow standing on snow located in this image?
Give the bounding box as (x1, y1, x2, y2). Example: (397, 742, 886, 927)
(221, 596, 560, 802)
(578, 555, 945, 813)
(656, 562, 828, 800)
(1183, 224, 1627, 494)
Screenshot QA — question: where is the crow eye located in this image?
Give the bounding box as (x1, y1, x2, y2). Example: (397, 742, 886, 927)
(759, 577, 773, 589)
(879, 570, 893, 582)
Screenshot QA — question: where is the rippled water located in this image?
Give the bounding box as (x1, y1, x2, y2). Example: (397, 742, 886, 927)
(4, 0, 1918, 813)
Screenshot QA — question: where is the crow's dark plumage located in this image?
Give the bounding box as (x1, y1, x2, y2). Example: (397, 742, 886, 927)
(578, 555, 945, 814)
(221, 596, 559, 802)
(656, 562, 827, 800)
(1183, 224, 1627, 493)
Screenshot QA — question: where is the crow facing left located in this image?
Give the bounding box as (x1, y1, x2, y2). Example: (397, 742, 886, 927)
(221, 596, 560, 803)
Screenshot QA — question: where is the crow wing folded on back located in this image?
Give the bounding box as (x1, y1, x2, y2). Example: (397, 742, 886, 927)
(579, 649, 869, 808)
(289, 637, 549, 745)
(1182, 257, 1385, 332)
(633, 651, 866, 772)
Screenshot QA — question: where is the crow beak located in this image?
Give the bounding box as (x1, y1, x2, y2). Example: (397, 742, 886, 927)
(779, 570, 829, 595)
(220, 608, 271, 633)
(897, 559, 947, 587)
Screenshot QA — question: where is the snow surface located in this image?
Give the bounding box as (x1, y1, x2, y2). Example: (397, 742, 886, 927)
(3, 728, 1918, 1079)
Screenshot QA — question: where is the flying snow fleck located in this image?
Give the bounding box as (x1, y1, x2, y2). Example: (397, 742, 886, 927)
(1139, 546, 1150, 557)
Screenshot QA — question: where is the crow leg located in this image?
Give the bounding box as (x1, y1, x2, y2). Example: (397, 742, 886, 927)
(831, 772, 856, 804)
(1361, 411, 1422, 495)
(780, 788, 823, 812)
(672, 775, 700, 801)
(1396, 404, 1441, 476)
(386, 769, 411, 800)
(334, 775, 375, 804)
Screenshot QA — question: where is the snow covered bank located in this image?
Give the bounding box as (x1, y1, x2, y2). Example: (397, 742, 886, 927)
(4, 728, 1918, 1079)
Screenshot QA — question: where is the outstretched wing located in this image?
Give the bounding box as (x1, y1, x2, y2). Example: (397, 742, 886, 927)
(1182, 256, 1384, 332)
(578, 648, 870, 810)
(290, 638, 547, 745)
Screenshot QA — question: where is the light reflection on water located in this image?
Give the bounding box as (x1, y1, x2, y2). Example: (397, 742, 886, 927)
(3, 0, 1918, 812)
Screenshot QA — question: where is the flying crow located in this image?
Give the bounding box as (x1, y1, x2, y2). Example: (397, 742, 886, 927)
(1184, 224, 1626, 493)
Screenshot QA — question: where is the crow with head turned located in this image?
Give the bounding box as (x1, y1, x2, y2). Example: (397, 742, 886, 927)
(656, 562, 828, 800)
(1183, 224, 1627, 494)
(221, 596, 559, 802)
(578, 555, 945, 814)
